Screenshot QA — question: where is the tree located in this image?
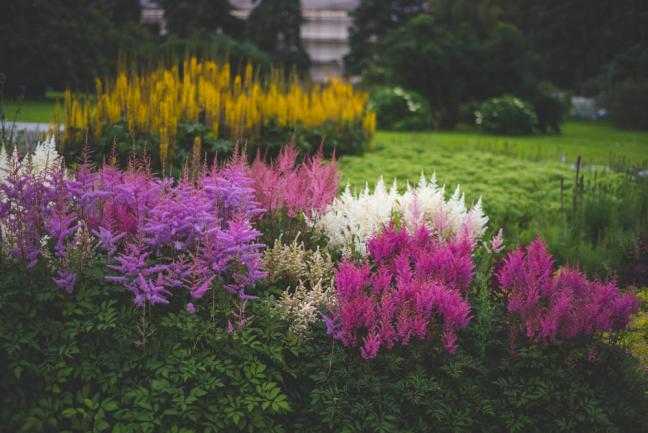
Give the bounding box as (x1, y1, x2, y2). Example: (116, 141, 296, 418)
(161, 0, 243, 38)
(344, 0, 428, 77)
(246, 0, 310, 74)
(376, 15, 536, 127)
(512, 0, 648, 91)
(0, 0, 150, 96)
(91, 0, 142, 23)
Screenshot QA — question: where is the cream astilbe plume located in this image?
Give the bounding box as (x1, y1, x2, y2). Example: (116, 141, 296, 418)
(265, 235, 336, 340)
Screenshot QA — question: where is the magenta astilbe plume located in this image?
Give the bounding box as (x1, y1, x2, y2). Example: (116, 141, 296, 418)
(250, 144, 340, 219)
(497, 238, 641, 343)
(327, 224, 474, 359)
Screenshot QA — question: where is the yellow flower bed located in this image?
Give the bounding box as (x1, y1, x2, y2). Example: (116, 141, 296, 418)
(62, 57, 376, 162)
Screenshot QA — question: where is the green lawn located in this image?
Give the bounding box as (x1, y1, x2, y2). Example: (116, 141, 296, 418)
(340, 122, 648, 208)
(338, 122, 648, 270)
(1, 92, 63, 123)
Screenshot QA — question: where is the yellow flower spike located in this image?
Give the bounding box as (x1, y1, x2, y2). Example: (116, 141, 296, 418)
(64, 57, 375, 158)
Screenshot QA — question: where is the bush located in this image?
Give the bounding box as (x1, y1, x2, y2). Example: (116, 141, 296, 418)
(476, 96, 538, 135)
(0, 265, 297, 433)
(529, 82, 570, 134)
(608, 80, 648, 130)
(369, 87, 434, 130)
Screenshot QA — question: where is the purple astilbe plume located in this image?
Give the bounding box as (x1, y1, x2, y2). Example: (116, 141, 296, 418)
(202, 158, 264, 222)
(497, 238, 641, 344)
(53, 269, 77, 293)
(204, 218, 267, 299)
(327, 224, 474, 359)
(1, 168, 48, 267)
(106, 242, 172, 306)
(46, 210, 79, 257)
(92, 226, 125, 256)
(1, 143, 266, 312)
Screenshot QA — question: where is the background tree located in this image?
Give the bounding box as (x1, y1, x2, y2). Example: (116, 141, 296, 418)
(161, 0, 243, 38)
(246, 0, 310, 75)
(0, 0, 151, 96)
(376, 14, 535, 127)
(91, 0, 142, 23)
(344, 0, 428, 77)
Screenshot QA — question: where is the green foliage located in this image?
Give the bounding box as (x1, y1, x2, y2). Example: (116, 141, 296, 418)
(608, 80, 648, 131)
(345, 0, 428, 76)
(90, 118, 369, 172)
(156, 32, 272, 73)
(0, 263, 298, 433)
(375, 16, 536, 127)
(369, 87, 434, 131)
(529, 82, 570, 134)
(246, 0, 310, 75)
(1, 218, 647, 431)
(0, 0, 152, 96)
(289, 289, 648, 433)
(477, 96, 538, 135)
(160, 0, 243, 38)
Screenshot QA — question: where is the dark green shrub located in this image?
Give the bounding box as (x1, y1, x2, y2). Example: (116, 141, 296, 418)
(608, 80, 648, 130)
(1, 256, 647, 432)
(368, 87, 434, 130)
(529, 82, 570, 134)
(0, 263, 297, 433)
(477, 96, 538, 135)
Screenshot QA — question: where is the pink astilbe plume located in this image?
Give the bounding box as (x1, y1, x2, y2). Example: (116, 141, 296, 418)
(326, 224, 474, 359)
(249, 144, 340, 219)
(497, 238, 641, 344)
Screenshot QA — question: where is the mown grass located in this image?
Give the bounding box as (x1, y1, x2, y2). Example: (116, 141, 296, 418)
(1, 92, 65, 123)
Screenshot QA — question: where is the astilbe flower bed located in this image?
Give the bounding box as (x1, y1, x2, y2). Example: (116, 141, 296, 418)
(0, 138, 641, 354)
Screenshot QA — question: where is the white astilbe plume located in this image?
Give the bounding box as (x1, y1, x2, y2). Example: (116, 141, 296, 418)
(317, 174, 488, 255)
(29, 136, 63, 175)
(316, 177, 399, 255)
(0, 145, 8, 182)
(0, 137, 64, 183)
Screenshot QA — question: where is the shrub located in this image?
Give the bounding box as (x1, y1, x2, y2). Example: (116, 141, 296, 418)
(293, 296, 648, 433)
(608, 80, 648, 130)
(0, 264, 297, 433)
(368, 86, 434, 130)
(2, 137, 647, 432)
(476, 96, 538, 135)
(529, 82, 570, 134)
